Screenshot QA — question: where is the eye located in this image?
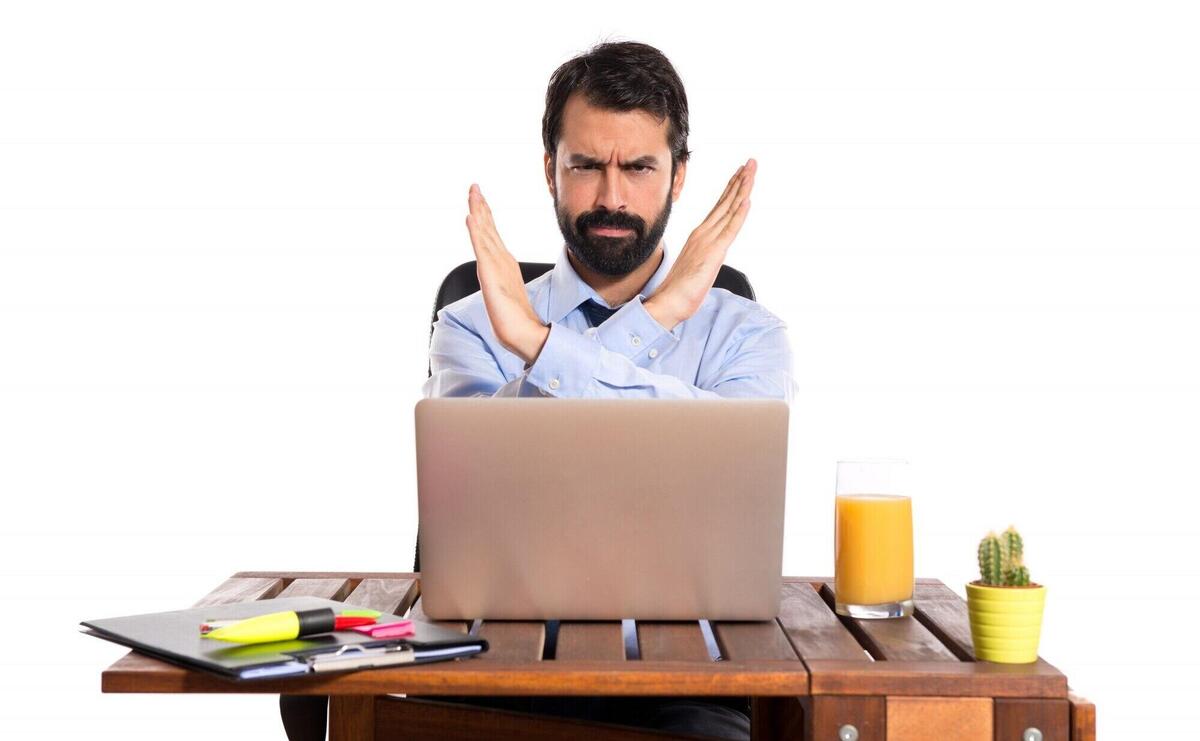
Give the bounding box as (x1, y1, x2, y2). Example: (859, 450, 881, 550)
(571, 165, 598, 172)
(627, 165, 653, 174)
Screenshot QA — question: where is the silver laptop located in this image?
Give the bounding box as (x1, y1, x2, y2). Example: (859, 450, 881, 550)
(414, 398, 789, 620)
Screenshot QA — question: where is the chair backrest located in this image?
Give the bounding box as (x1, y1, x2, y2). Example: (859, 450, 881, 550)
(416, 260, 757, 571)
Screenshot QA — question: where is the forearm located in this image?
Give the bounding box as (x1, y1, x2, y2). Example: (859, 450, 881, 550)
(511, 323, 552, 367)
(425, 297, 796, 402)
(424, 311, 541, 398)
(642, 295, 687, 333)
(524, 319, 794, 402)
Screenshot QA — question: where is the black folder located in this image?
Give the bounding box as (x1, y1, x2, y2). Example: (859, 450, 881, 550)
(81, 596, 487, 681)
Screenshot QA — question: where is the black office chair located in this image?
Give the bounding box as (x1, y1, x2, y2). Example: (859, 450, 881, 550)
(416, 259, 757, 572)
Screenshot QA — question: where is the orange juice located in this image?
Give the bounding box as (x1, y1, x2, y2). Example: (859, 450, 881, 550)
(835, 494, 913, 606)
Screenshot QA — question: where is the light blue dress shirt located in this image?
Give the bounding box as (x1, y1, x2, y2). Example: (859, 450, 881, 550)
(422, 244, 796, 401)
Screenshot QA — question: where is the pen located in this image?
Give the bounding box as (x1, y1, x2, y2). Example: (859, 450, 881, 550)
(201, 608, 380, 644)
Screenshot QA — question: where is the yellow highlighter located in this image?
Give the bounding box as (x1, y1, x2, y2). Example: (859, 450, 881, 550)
(201, 608, 342, 644)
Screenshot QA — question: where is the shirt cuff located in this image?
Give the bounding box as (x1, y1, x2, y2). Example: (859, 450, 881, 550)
(594, 295, 679, 361)
(524, 321, 602, 397)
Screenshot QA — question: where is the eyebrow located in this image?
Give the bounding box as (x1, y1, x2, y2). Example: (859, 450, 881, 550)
(565, 154, 660, 168)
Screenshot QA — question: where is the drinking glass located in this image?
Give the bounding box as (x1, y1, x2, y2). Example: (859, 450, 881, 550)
(834, 460, 914, 618)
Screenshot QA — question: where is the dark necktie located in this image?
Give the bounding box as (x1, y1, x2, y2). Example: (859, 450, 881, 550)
(579, 299, 619, 328)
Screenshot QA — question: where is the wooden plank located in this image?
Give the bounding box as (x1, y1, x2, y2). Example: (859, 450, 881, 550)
(556, 622, 626, 662)
(277, 577, 355, 601)
(102, 573, 1079, 713)
(476, 622, 547, 663)
(886, 696, 992, 741)
(636, 622, 711, 662)
(1068, 691, 1096, 741)
(818, 582, 958, 662)
(374, 696, 696, 740)
(712, 619, 800, 661)
(995, 698, 1069, 741)
(344, 577, 419, 616)
(912, 581, 1070, 693)
(806, 659, 1068, 698)
(191, 576, 284, 607)
(805, 696, 885, 741)
(776, 580, 870, 661)
(329, 695, 374, 741)
(912, 582, 976, 660)
(102, 658, 810, 696)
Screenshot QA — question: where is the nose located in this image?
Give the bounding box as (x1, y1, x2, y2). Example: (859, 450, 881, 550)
(593, 164, 627, 212)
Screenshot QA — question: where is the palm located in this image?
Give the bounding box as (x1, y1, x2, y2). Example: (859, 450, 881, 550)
(465, 184, 545, 361)
(649, 159, 756, 327)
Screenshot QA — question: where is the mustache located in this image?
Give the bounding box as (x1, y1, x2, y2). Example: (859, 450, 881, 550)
(575, 209, 646, 237)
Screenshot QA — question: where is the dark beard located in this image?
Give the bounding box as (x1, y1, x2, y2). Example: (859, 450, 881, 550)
(555, 191, 672, 277)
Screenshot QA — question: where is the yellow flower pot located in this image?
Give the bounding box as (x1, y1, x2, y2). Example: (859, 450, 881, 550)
(965, 581, 1046, 664)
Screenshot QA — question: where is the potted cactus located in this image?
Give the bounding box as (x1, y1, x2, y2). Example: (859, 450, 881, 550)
(965, 526, 1046, 664)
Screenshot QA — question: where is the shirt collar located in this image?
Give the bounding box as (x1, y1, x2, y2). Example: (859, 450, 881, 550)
(546, 243, 674, 324)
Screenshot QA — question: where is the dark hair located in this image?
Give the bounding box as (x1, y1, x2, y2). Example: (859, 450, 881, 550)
(542, 41, 691, 171)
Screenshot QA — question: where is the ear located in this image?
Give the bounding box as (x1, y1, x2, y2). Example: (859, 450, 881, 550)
(544, 152, 556, 198)
(670, 159, 687, 202)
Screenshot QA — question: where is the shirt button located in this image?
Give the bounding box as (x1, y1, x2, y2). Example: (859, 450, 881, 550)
(631, 335, 642, 346)
(548, 378, 560, 390)
(585, 327, 598, 337)
(648, 348, 658, 359)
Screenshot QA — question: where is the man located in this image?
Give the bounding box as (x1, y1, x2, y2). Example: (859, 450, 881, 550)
(424, 41, 794, 402)
(279, 39, 792, 741)
(417, 41, 796, 740)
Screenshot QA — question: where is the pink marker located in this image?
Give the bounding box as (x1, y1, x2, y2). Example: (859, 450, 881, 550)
(350, 620, 415, 639)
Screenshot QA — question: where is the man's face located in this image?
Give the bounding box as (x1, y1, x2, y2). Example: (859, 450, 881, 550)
(545, 93, 687, 277)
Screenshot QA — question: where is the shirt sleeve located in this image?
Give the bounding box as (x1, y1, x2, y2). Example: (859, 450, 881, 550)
(524, 296, 796, 402)
(421, 309, 537, 398)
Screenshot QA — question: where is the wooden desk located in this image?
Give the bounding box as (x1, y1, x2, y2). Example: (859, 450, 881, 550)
(101, 571, 1096, 740)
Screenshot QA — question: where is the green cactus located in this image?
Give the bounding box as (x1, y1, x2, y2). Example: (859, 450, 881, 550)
(1005, 564, 1030, 586)
(978, 526, 1032, 586)
(978, 531, 1003, 585)
(1001, 526, 1023, 566)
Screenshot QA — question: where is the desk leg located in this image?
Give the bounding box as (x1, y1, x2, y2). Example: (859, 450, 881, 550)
(329, 695, 376, 741)
(995, 698, 1069, 741)
(751, 697, 805, 740)
(802, 696, 885, 741)
(280, 694, 328, 741)
(1068, 692, 1096, 741)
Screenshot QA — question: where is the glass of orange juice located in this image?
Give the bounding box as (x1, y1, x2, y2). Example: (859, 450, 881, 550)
(834, 460, 914, 618)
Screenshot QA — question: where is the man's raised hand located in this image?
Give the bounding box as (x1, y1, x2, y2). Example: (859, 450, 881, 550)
(465, 184, 550, 365)
(644, 158, 756, 331)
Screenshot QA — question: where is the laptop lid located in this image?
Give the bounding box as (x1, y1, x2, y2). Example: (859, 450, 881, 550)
(414, 398, 789, 620)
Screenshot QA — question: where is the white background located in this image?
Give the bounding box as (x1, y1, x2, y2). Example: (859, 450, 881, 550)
(2, 1, 1197, 737)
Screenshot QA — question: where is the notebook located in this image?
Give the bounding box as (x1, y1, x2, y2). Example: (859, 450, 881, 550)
(81, 596, 487, 681)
